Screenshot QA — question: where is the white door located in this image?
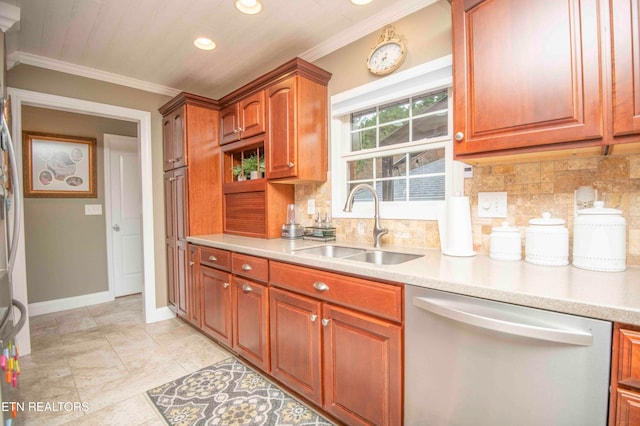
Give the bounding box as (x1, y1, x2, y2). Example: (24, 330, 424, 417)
(106, 134, 143, 297)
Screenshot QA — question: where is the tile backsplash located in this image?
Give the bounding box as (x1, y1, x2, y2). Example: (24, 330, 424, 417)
(295, 153, 640, 267)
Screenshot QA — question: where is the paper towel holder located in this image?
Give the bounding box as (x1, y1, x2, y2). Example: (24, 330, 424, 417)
(438, 195, 476, 257)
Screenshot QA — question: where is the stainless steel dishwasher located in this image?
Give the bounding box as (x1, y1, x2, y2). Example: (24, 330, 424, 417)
(404, 285, 612, 426)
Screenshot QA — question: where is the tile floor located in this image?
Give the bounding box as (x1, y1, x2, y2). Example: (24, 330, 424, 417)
(17, 294, 232, 425)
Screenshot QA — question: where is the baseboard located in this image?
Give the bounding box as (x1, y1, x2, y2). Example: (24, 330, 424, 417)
(28, 291, 114, 317)
(146, 306, 176, 323)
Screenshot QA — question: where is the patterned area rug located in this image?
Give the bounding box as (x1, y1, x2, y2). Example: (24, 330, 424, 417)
(147, 357, 335, 426)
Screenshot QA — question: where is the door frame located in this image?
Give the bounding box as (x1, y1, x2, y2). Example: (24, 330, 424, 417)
(8, 88, 171, 354)
(104, 133, 142, 298)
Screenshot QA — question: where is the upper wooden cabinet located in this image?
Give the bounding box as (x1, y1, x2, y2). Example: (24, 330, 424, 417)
(162, 107, 186, 170)
(452, 0, 603, 158)
(610, 0, 640, 138)
(220, 90, 266, 145)
(452, 0, 640, 159)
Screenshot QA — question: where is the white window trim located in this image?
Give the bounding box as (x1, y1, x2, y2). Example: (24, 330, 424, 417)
(330, 55, 464, 221)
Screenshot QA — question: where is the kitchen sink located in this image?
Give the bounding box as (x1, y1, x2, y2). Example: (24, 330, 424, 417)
(293, 245, 367, 258)
(344, 250, 423, 265)
(294, 245, 422, 265)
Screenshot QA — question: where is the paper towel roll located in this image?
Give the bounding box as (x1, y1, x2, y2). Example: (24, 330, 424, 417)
(441, 196, 475, 257)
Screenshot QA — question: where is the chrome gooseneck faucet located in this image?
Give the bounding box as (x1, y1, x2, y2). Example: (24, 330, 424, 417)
(343, 183, 388, 248)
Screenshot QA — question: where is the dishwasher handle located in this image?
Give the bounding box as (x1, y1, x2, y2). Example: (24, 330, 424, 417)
(413, 296, 593, 346)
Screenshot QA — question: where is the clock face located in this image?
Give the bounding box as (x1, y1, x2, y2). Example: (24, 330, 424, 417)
(367, 41, 406, 75)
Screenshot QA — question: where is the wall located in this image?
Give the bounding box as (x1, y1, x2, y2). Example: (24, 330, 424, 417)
(8, 65, 171, 306)
(21, 106, 137, 303)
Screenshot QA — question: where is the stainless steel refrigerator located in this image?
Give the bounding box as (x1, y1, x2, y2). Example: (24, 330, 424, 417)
(0, 29, 26, 425)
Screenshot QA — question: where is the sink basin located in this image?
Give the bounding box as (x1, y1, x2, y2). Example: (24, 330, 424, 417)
(343, 250, 423, 265)
(294, 245, 367, 258)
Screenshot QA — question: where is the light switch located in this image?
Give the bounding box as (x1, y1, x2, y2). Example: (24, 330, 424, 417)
(477, 192, 507, 218)
(85, 204, 103, 215)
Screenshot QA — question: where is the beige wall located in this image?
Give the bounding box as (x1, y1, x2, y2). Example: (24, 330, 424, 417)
(8, 65, 171, 306)
(21, 106, 137, 303)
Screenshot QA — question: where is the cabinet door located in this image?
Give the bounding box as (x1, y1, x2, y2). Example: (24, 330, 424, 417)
(266, 77, 297, 179)
(187, 245, 201, 327)
(232, 276, 270, 372)
(162, 115, 174, 171)
(175, 240, 188, 318)
(322, 304, 402, 426)
(610, 0, 640, 137)
(220, 104, 240, 145)
(172, 108, 186, 169)
(174, 167, 188, 240)
(269, 288, 322, 405)
(201, 265, 233, 347)
(453, 0, 603, 157)
(239, 90, 266, 139)
(166, 239, 177, 311)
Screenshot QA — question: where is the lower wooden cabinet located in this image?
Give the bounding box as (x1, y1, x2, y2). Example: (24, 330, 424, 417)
(186, 245, 201, 327)
(232, 276, 270, 372)
(200, 265, 233, 348)
(610, 323, 640, 425)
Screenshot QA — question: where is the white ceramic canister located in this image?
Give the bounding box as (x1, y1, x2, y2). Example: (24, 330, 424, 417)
(525, 212, 569, 266)
(573, 201, 626, 272)
(490, 222, 522, 261)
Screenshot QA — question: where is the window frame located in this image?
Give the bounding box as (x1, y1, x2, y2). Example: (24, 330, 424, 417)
(330, 55, 463, 221)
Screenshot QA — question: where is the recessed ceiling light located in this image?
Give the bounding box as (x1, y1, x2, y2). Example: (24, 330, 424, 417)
(194, 37, 216, 50)
(235, 0, 262, 14)
(350, 0, 373, 5)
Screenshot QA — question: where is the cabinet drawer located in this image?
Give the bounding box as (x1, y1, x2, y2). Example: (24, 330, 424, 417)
(232, 252, 269, 283)
(269, 261, 402, 323)
(200, 247, 231, 271)
(619, 328, 640, 390)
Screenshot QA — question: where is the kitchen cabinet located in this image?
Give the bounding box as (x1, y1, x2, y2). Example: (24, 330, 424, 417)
(610, 323, 640, 425)
(187, 244, 201, 327)
(452, 0, 603, 158)
(269, 261, 402, 426)
(266, 74, 328, 182)
(220, 90, 266, 145)
(201, 265, 233, 348)
(159, 93, 222, 315)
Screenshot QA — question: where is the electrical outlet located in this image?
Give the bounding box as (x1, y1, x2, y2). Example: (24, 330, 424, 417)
(477, 192, 507, 218)
(307, 199, 315, 215)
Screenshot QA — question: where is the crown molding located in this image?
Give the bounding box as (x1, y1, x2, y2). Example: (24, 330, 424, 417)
(7, 51, 181, 97)
(0, 2, 19, 32)
(300, 0, 439, 62)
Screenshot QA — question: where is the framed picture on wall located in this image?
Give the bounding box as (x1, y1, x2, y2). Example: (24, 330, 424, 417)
(22, 131, 97, 198)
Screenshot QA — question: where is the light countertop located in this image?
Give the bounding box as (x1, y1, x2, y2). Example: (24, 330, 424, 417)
(187, 234, 640, 326)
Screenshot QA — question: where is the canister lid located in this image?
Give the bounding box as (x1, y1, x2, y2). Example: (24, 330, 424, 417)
(576, 201, 622, 215)
(529, 212, 565, 226)
(492, 221, 519, 233)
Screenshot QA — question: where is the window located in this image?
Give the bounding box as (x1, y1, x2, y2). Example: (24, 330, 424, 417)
(330, 56, 461, 221)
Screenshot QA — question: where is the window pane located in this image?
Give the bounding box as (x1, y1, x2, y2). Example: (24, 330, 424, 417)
(351, 108, 376, 130)
(379, 121, 408, 147)
(379, 99, 409, 124)
(412, 90, 448, 115)
(412, 113, 448, 140)
(409, 148, 445, 175)
(347, 159, 373, 181)
(409, 176, 445, 200)
(379, 179, 406, 202)
(376, 154, 406, 178)
(351, 128, 376, 151)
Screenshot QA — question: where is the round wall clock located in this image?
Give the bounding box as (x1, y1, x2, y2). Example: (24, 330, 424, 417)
(367, 25, 407, 76)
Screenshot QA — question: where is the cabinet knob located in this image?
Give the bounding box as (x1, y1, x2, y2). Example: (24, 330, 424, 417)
(189, 261, 195, 267)
(208, 255, 217, 262)
(238, 127, 244, 132)
(168, 158, 175, 163)
(241, 263, 252, 271)
(223, 282, 230, 288)
(321, 318, 330, 327)
(233, 128, 239, 134)
(455, 132, 464, 141)
(310, 314, 318, 323)
(313, 282, 329, 292)
(175, 156, 183, 162)
(287, 162, 294, 168)
(242, 283, 253, 292)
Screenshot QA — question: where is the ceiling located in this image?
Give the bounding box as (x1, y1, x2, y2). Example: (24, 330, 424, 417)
(3, 0, 438, 99)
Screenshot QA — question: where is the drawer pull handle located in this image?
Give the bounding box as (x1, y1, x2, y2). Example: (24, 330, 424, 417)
(321, 318, 330, 327)
(242, 284, 253, 292)
(241, 264, 252, 271)
(223, 282, 230, 289)
(313, 282, 329, 292)
(208, 255, 217, 262)
(310, 314, 318, 323)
